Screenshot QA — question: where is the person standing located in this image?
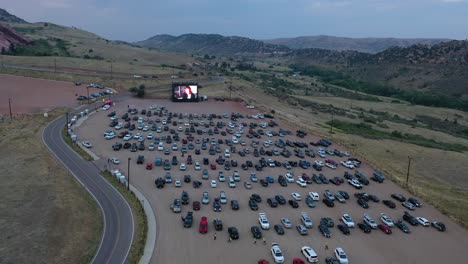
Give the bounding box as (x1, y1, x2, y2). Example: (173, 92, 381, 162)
(262, 237, 266, 245)
(325, 242, 329, 250)
(254, 238, 257, 244)
(214, 233, 217, 240)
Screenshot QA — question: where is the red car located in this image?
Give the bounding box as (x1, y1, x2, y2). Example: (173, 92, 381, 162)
(257, 259, 269, 264)
(182, 139, 188, 144)
(146, 163, 153, 170)
(301, 173, 312, 184)
(187, 155, 193, 165)
(193, 201, 200, 211)
(199, 216, 208, 234)
(210, 163, 217, 170)
(293, 258, 306, 264)
(378, 224, 392, 234)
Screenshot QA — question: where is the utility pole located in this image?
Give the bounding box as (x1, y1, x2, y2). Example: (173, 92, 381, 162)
(87, 86, 90, 104)
(329, 113, 334, 136)
(8, 97, 13, 120)
(127, 157, 131, 191)
(54, 58, 57, 73)
(406, 156, 412, 187)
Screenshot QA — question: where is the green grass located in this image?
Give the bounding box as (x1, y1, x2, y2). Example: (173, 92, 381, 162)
(62, 126, 93, 161)
(101, 170, 147, 264)
(329, 120, 468, 152)
(6, 38, 71, 57)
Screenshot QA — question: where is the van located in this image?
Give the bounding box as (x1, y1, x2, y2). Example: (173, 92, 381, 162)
(301, 246, 318, 263)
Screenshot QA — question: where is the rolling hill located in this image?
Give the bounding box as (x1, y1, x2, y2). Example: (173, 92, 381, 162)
(0, 8, 28, 23)
(135, 34, 290, 56)
(264, 35, 450, 53)
(0, 23, 30, 51)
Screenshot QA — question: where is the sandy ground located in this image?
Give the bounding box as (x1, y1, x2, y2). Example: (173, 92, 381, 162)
(75, 98, 468, 264)
(0, 74, 102, 114)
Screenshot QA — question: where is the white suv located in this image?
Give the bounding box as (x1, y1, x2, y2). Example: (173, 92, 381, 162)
(341, 213, 355, 228)
(301, 212, 313, 229)
(364, 213, 378, 229)
(301, 246, 318, 263)
(259, 213, 270, 230)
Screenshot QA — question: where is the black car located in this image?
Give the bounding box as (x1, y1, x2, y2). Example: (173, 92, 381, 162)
(403, 211, 419, 226)
(288, 199, 299, 208)
(251, 226, 262, 239)
(358, 222, 371, 233)
(431, 221, 446, 232)
(231, 200, 240, 210)
(395, 219, 411, 233)
(184, 175, 191, 183)
(338, 190, 349, 200)
(275, 195, 287, 205)
(249, 199, 258, 211)
(155, 177, 165, 188)
(213, 198, 222, 212)
(138, 142, 145, 150)
(369, 195, 380, 203)
(322, 198, 334, 208)
(130, 143, 138, 152)
(391, 194, 406, 202)
(274, 224, 285, 235)
(228, 227, 239, 240)
(357, 198, 369, 209)
(408, 197, 422, 207)
(213, 219, 223, 231)
(123, 142, 131, 149)
(383, 200, 396, 209)
(267, 198, 278, 208)
(259, 179, 269, 187)
(250, 194, 262, 203)
(371, 170, 385, 183)
(319, 224, 331, 238)
(181, 191, 189, 205)
(278, 176, 288, 187)
(112, 142, 122, 151)
(192, 181, 202, 188)
(325, 257, 341, 264)
(320, 217, 335, 227)
(137, 155, 144, 164)
(337, 224, 350, 235)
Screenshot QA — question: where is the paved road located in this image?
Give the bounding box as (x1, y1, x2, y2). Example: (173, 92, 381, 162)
(42, 113, 134, 264)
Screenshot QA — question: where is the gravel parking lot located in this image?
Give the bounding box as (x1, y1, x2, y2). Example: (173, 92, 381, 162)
(75, 98, 467, 264)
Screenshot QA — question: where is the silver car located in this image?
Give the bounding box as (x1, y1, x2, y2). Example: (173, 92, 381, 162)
(202, 191, 210, 204)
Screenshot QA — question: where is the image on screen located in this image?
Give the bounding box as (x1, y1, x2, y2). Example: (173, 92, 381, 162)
(173, 85, 198, 101)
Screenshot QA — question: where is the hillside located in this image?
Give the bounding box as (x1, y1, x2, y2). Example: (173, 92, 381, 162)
(264, 35, 450, 53)
(0, 23, 30, 51)
(0, 8, 27, 23)
(136, 34, 290, 56)
(285, 40, 468, 108)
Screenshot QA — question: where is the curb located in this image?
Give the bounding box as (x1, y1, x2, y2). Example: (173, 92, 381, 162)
(130, 185, 156, 264)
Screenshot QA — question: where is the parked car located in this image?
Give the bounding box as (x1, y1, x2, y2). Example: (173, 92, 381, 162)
(341, 213, 355, 228)
(270, 243, 285, 263)
(199, 216, 208, 234)
(378, 224, 392, 234)
(380, 213, 394, 227)
(337, 224, 350, 235)
(382, 200, 396, 209)
(296, 225, 308, 235)
(391, 194, 406, 202)
(334, 248, 349, 264)
(395, 219, 411, 233)
(358, 222, 371, 233)
(403, 211, 419, 226)
(431, 221, 446, 232)
(281, 218, 292, 229)
(301, 246, 318, 263)
(228, 227, 239, 240)
(251, 226, 263, 239)
(274, 224, 285, 235)
(416, 217, 430, 226)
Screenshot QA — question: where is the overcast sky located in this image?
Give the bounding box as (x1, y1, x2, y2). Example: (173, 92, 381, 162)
(2, 0, 467, 41)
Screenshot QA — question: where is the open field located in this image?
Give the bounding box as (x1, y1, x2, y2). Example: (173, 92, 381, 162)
(0, 110, 101, 264)
(0, 73, 103, 114)
(75, 98, 467, 264)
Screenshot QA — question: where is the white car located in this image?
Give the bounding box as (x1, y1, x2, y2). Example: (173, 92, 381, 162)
(296, 178, 307, 187)
(270, 243, 285, 263)
(364, 213, 378, 229)
(194, 161, 201, 171)
(111, 157, 120, 164)
(123, 134, 132, 141)
(147, 133, 153, 139)
(301, 246, 318, 263)
(105, 134, 116, 140)
(334, 248, 349, 264)
(157, 142, 164, 151)
(285, 173, 295, 183)
(102, 105, 110, 110)
(115, 123, 123, 130)
(416, 217, 430, 226)
(246, 105, 255, 109)
(341, 213, 355, 228)
(218, 172, 226, 182)
(348, 178, 363, 189)
(174, 179, 182, 187)
(82, 141, 92, 148)
(224, 149, 231, 158)
(281, 217, 292, 228)
(179, 163, 187, 171)
(341, 161, 355, 169)
(314, 160, 324, 167)
(308, 192, 320, 201)
(259, 213, 270, 230)
(210, 180, 217, 188)
(172, 143, 178, 150)
(291, 192, 302, 201)
(325, 161, 337, 169)
(380, 213, 394, 227)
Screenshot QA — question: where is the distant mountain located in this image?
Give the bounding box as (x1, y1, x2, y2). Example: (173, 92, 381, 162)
(286, 40, 468, 98)
(0, 8, 28, 23)
(264, 35, 450, 53)
(0, 23, 30, 52)
(136, 34, 290, 56)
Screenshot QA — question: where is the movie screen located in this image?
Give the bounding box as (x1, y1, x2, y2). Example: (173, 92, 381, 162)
(173, 85, 198, 101)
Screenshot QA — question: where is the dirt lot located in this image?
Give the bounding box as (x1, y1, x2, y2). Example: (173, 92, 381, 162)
(76, 98, 468, 264)
(0, 74, 102, 114)
(0, 111, 101, 264)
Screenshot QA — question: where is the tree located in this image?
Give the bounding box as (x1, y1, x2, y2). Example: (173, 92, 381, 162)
(129, 84, 145, 98)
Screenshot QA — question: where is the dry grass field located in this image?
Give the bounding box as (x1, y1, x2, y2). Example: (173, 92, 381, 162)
(0, 110, 101, 264)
